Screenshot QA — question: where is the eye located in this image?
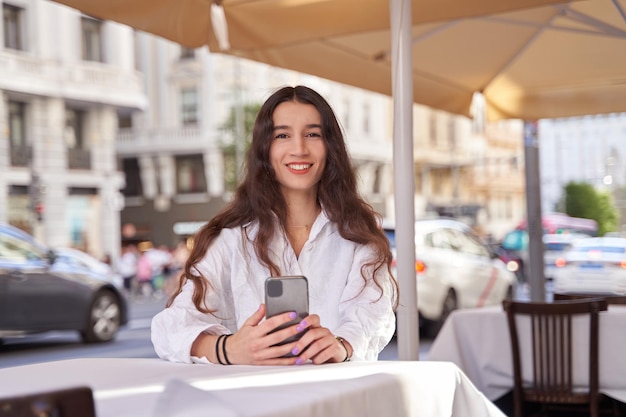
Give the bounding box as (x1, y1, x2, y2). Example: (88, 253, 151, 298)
(274, 133, 289, 139)
(306, 131, 322, 138)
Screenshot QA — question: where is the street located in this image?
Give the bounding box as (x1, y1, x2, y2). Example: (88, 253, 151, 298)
(0, 297, 166, 369)
(0, 281, 542, 369)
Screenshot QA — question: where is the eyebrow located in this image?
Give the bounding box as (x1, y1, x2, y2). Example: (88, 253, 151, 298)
(273, 123, 322, 131)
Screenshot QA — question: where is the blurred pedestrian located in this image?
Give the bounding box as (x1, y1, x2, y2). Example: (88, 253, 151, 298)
(117, 244, 139, 295)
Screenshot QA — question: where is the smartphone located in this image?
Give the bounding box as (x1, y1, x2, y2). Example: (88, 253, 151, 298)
(0, 386, 95, 417)
(265, 275, 309, 352)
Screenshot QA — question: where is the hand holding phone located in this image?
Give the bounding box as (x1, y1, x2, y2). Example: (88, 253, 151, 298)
(265, 276, 309, 353)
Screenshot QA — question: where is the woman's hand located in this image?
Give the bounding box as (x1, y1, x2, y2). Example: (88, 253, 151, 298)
(192, 304, 308, 365)
(289, 314, 352, 364)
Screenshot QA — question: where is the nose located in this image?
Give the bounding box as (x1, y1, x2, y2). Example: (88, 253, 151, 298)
(290, 135, 309, 155)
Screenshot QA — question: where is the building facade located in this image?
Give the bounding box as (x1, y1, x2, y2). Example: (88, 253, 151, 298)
(1, 0, 146, 261)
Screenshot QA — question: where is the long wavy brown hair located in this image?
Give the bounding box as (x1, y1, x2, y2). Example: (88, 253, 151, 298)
(167, 85, 399, 313)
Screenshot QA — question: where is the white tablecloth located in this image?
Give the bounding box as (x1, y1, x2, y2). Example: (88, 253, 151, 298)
(428, 304, 626, 403)
(0, 358, 504, 417)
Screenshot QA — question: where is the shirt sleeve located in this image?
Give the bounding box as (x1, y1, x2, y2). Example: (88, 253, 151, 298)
(333, 244, 396, 361)
(150, 233, 234, 364)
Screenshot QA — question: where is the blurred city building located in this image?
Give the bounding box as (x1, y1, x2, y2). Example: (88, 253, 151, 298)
(1, 0, 526, 261)
(0, 0, 146, 262)
(540, 114, 626, 228)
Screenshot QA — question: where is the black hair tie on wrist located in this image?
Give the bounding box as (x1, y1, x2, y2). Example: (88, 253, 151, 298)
(215, 334, 226, 365)
(222, 334, 233, 365)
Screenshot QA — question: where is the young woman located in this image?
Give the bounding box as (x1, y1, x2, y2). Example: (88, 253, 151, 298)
(151, 86, 398, 365)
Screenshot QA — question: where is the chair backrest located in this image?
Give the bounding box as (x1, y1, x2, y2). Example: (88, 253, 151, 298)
(553, 292, 626, 305)
(502, 298, 608, 417)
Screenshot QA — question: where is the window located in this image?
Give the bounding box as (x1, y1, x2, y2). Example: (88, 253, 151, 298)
(3, 4, 24, 50)
(0, 229, 47, 262)
(8, 100, 29, 166)
(448, 117, 456, 149)
(181, 88, 199, 126)
(118, 113, 132, 129)
(362, 103, 370, 134)
(343, 99, 350, 130)
(65, 109, 86, 149)
(429, 113, 437, 146)
(121, 158, 143, 197)
(176, 155, 207, 194)
(81, 17, 103, 62)
(8, 101, 26, 147)
(180, 47, 195, 59)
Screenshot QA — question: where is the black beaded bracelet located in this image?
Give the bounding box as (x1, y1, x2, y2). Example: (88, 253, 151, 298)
(222, 334, 233, 365)
(215, 334, 226, 365)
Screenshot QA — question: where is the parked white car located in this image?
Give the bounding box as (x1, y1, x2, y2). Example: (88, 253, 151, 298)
(384, 218, 517, 335)
(552, 237, 626, 295)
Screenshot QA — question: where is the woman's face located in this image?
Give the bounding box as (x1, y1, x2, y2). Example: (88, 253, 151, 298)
(269, 100, 327, 196)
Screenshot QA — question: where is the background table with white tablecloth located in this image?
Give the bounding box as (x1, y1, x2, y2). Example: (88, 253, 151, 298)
(428, 304, 626, 403)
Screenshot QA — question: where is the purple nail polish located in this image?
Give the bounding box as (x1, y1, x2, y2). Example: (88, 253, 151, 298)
(289, 312, 297, 319)
(296, 358, 303, 365)
(299, 320, 308, 327)
(291, 347, 299, 355)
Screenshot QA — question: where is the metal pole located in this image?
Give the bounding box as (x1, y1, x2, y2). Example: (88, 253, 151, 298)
(523, 120, 546, 301)
(391, 0, 419, 360)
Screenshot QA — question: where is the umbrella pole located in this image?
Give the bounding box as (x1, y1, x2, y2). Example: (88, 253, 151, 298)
(391, 0, 420, 360)
(523, 121, 547, 302)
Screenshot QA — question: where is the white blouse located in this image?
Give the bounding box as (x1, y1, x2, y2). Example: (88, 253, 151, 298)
(150, 210, 396, 363)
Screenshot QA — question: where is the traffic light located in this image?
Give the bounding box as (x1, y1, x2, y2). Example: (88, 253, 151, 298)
(30, 174, 45, 222)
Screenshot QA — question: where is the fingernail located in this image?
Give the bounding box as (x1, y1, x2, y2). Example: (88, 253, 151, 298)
(289, 312, 297, 319)
(296, 358, 303, 365)
(291, 347, 299, 355)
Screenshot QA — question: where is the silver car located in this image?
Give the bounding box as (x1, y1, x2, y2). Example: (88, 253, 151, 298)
(0, 224, 128, 343)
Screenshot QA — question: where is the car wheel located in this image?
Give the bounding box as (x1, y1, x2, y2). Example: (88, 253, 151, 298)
(81, 290, 121, 343)
(427, 290, 458, 338)
(440, 290, 458, 323)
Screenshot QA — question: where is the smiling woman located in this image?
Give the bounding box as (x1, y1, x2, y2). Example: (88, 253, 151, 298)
(151, 85, 399, 366)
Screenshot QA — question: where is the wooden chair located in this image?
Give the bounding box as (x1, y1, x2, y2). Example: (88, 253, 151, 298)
(553, 292, 626, 305)
(502, 298, 608, 417)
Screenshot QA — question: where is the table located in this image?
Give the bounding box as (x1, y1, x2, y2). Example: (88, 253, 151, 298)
(0, 358, 504, 417)
(428, 304, 626, 403)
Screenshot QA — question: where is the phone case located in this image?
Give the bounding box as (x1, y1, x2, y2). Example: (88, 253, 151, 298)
(0, 386, 95, 417)
(265, 275, 309, 350)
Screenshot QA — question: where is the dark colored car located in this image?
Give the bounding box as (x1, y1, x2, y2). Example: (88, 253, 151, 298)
(0, 223, 128, 343)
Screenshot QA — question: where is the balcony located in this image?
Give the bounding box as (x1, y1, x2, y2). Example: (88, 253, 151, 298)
(0, 50, 147, 110)
(116, 127, 212, 155)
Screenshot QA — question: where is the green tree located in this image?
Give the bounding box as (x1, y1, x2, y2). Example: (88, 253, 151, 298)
(220, 103, 262, 191)
(562, 181, 619, 236)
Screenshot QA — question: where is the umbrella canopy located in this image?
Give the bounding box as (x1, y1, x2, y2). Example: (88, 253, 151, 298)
(53, 0, 626, 120)
(216, 0, 626, 121)
(51, 0, 569, 51)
